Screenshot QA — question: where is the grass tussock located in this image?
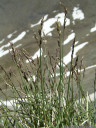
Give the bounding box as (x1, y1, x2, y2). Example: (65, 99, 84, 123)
(0, 4, 96, 127)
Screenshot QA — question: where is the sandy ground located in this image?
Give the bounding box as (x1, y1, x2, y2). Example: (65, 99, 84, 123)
(0, 0, 96, 100)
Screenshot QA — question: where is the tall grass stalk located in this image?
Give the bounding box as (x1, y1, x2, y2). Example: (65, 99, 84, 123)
(56, 18, 62, 118)
(93, 70, 96, 125)
(39, 17, 45, 115)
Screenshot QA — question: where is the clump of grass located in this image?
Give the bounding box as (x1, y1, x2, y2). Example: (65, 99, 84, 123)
(0, 4, 96, 127)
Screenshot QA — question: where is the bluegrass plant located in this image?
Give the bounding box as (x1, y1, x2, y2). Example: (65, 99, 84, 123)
(0, 4, 96, 127)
